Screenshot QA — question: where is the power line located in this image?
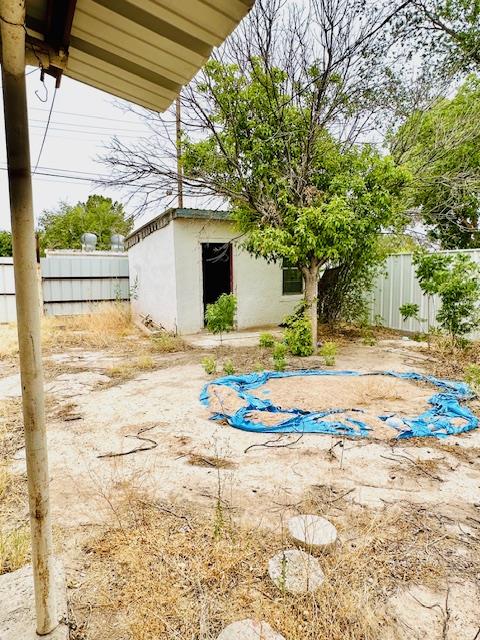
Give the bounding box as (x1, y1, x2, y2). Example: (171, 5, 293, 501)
(29, 106, 152, 126)
(33, 87, 57, 174)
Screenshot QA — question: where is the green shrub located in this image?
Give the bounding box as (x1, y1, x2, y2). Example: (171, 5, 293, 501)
(414, 251, 480, 343)
(259, 332, 276, 348)
(223, 359, 235, 375)
(202, 356, 217, 375)
(465, 363, 480, 393)
(205, 294, 237, 339)
(272, 342, 287, 360)
(320, 341, 337, 366)
(272, 342, 287, 371)
(283, 311, 314, 356)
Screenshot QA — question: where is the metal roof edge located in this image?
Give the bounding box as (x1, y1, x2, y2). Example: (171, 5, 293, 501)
(125, 207, 231, 249)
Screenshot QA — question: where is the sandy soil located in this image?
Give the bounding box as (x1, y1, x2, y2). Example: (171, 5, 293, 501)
(2, 336, 480, 638)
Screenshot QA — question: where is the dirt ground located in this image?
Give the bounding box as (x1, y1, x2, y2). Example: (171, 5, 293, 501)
(1, 318, 480, 639)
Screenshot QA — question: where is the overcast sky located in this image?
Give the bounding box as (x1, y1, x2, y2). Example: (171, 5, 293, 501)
(0, 67, 169, 233)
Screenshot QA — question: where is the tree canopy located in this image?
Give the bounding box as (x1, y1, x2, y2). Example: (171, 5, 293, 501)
(38, 195, 132, 252)
(0, 230, 12, 257)
(392, 75, 480, 248)
(182, 57, 410, 345)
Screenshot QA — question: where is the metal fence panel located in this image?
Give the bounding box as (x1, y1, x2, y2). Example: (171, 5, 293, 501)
(41, 252, 129, 316)
(369, 249, 480, 332)
(0, 252, 130, 323)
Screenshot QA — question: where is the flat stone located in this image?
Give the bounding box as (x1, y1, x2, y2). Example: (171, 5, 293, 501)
(217, 619, 285, 640)
(288, 514, 337, 551)
(45, 371, 110, 398)
(0, 558, 67, 640)
(268, 549, 324, 594)
(0, 373, 21, 400)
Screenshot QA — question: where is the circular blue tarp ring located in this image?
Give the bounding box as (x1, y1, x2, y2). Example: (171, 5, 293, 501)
(200, 369, 478, 439)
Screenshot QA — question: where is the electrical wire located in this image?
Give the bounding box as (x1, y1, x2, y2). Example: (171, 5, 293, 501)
(33, 86, 57, 174)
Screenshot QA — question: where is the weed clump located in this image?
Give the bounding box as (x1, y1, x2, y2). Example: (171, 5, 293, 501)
(320, 341, 337, 366)
(259, 333, 276, 348)
(202, 356, 217, 375)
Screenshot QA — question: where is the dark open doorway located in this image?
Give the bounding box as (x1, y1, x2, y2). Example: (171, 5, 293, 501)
(202, 242, 232, 319)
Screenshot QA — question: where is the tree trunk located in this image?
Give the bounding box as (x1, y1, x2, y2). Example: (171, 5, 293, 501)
(303, 261, 320, 352)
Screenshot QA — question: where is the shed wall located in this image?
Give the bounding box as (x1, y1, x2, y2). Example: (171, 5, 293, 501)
(172, 219, 302, 334)
(128, 222, 178, 331)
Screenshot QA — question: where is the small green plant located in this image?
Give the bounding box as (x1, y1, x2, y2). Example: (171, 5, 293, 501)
(320, 341, 337, 366)
(253, 361, 264, 372)
(373, 313, 384, 327)
(259, 332, 276, 348)
(272, 342, 287, 371)
(205, 294, 237, 342)
(465, 364, 480, 393)
(223, 359, 235, 375)
(202, 356, 217, 375)
(284, 314, 314, 356)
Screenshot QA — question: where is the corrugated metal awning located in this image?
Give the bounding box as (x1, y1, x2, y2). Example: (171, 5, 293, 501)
(21, 0, 253, 111)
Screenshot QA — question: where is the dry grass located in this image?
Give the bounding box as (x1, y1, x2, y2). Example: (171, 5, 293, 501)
(68, 483, 479, 640)
(0, 523, 30, 575)
(105, 354, 157, 384)
(186, 453, 236, 469)
(0, 398, 23, 460)
(42, 302, 136, 351)
(149, 332, 188, 353)
(0, 303, 138, 360)
(0, 323, 19, 359)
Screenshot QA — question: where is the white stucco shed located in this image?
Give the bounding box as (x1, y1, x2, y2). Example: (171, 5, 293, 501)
(126, 208, 303, 335)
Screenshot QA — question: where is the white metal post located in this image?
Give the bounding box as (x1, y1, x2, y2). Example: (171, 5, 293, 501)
(0, 0, 57, 634)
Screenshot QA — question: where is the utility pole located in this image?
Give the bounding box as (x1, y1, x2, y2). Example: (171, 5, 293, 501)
(176, 96, 184, 209)
(0, 0, 57, 634)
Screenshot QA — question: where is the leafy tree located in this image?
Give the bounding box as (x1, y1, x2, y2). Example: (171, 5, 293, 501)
(38, 195, 132, 251)
(413, 251, 480, 341)
(0, 230, 12, 257)
(393, 75, 480, 248)
(183, 65, 409, 348)
(400, 0, 480, 71)
(102, 0, 412, 348)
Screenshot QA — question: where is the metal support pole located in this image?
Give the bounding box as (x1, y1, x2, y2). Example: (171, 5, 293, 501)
(0, 0, 57, 635)
(176, 96, 184, 209)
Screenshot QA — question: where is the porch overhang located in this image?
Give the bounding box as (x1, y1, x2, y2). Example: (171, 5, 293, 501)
(2, 0, 253, 110)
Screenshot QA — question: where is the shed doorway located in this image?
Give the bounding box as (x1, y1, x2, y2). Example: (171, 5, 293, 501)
(202, 242, 232, 318)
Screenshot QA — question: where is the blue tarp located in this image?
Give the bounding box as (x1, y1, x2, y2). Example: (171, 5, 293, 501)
(200, 370, 478, 439)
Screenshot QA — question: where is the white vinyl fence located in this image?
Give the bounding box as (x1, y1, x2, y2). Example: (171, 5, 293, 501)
(369, 249, 480, 333)
(0, 251, 129, 323)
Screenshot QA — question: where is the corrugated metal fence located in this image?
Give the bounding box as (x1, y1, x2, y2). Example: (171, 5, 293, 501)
(0, 252, 129, 323)
(369, 249, 480, 332)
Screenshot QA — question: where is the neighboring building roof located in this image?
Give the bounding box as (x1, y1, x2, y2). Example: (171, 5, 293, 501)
(125, 207, 231, 248)
(20, 0, 254, 112)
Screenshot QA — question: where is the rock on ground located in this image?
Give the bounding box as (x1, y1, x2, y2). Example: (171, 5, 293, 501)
(0, 373, 21, 400)
(45, 371, 110, 398)
(217, 619, 285, 640)
(288, 514, 337, 550)
(0, 558, 67, 640)
(268, 548, 324, 594)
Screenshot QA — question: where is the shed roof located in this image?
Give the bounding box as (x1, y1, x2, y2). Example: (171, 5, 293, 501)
(16, 0, 254, 112)
(125, 207, 231, 248)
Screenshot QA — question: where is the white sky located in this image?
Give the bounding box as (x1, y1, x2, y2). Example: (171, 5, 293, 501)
(0, 67, 170, 232)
